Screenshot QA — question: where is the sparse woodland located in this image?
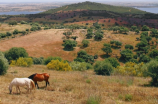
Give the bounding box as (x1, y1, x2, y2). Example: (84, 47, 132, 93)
(1, 1, 158, 104)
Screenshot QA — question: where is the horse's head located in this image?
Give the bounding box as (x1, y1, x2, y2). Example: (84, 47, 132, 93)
(28, 73, 37, 79)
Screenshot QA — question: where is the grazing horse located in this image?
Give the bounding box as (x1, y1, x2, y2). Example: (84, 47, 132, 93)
(9, 78, 35, 94)
(28, 73, 50, 89)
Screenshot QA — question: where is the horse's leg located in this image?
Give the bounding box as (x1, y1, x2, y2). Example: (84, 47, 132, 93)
(34, 81, 39, 89)
(17, 86, 21, 94)
(45, 80, 50, 87)
(16, 86, 18, 94)
(36, 82, 39, 89)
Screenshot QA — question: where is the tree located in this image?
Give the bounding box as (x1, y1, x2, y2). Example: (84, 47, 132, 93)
(75, 50, 94, 64)
(149, 49, 158, 58)
(13, 29, 19, 35)
(86, 32, 93, 39)
(125, 44, 134, 50)
(82, 40, 89, 47)
(139, 55, 150, 63)
(135, 40, 148, 51)
(104, 57, 120, 68)
(135, 29, 139, 34)
(8, 20, 17, 25)
(146, 36, 152, 45)
(5, 47, 28, 61)
(102, 44, 112, 55)
(115, 41, 122, 48)
(147, 60, 158, 86)
(6, 32, 12, 37)
(150, 28, 158, 37)
(0, 51, 9, 75)
(131, 25, 137, 31)
(142, 25, 150, 31)
(63, 40, 77, 51)
(94, 61, 113, 75)
(94, 32, 103, 41)
(120, 49, 133, 62)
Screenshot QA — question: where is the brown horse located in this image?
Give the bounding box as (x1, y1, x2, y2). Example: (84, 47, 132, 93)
(28, 73, 50, 89)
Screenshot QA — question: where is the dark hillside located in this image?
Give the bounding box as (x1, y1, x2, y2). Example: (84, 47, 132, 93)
(42, 1, 146, 14)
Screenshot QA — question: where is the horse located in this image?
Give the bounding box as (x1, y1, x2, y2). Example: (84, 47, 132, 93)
(9, 78, 35, 94)
(28, 73, 50, 89)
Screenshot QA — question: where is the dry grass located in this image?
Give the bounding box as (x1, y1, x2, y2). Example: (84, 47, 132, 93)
(0, 66, 158, 104)
(0, 24, 31, 33)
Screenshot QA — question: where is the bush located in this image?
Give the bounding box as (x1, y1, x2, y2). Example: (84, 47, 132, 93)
(47, 60, 72, 71)
(10, 57, 33, 67)
(86, 95, 101, 104)
(32, 57, 44, 65)
(94, 61, 113, 75)
(82, 39, 89, 47)
(5, 47, 28, 61)
(125, 44, 134, 50)
(114, 62, 145, 77)
(0, 51, 9, 75)
(74, 57, 85, 62)
(44, 56, 62, 65)
(63, 40, 77, 51)
(147, 60, 158, 86)
(104, 57, 120, 68)
(120, 49, 133, 62)
(70, 61, 87, 71)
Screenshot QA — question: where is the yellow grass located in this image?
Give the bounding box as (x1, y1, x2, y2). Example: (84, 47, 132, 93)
(0, 23, 31, 33)
(0, 65, 158, 104)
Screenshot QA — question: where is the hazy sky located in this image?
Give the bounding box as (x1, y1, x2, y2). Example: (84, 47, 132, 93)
(0, 0, 158, 2)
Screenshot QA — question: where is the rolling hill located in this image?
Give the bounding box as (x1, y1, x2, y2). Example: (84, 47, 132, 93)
(41, 1, 147, 14)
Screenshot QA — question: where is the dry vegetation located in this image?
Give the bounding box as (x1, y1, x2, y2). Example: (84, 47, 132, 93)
(0, 24, 31, 33)
(0, 27, 142, 62)
(0, 65, 158, 104)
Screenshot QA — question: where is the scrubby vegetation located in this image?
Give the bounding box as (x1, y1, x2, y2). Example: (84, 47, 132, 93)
(1, 1, 158, 103)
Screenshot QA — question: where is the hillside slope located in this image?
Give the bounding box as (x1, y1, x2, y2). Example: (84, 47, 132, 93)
(42, 1, 146, 14)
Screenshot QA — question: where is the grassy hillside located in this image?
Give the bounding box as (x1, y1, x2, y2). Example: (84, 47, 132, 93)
(42, 1, 146, 14)
(0, 65, 157, 104)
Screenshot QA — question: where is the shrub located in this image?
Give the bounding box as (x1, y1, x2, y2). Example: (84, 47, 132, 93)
(70, 61, 87, 71)
(10, 57, 33, 67)
(21, 20, 27, 24)
(47, 60, 72, 71)
(0, 51, 9, 75)
(114, 62, 145, 77)
(44, 56, 62, 65)
(139, 55, 150, 63)
(5, 47, 28, 61)
(82, 39, 89, 47)
(120, 49, 133, 62)
(63, 40, 77, 51)
(94, 54, 98, 59)
(125, 94, 133, 101)
(32, 57, 44, 65)
(75, 50, 94, 64)
(13, 29, 19, 35)
(86, 95, 101, 104)
(74, 57, 85, 62)
(125, 44, 134, 50)
(104, 57, 120, 68)
(94, 61, 113, 75)
(147, 60, 158, 86)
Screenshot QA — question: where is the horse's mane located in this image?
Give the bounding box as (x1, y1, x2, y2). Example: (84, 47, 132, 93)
(28, 73, 37, 79)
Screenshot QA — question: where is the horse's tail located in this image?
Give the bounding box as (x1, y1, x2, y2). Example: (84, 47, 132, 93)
(30, 80, 35, 90)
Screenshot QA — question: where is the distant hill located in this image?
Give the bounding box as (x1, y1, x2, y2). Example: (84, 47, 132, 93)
(41, 1, 147, 14)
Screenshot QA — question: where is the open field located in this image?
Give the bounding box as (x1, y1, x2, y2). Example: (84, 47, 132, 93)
(0, 65, 158, 104)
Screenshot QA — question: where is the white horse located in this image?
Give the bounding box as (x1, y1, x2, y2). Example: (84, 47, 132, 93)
(9, 78, 35, 94)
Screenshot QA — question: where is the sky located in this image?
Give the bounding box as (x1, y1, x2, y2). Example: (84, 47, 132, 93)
(0, 0, 158, 2)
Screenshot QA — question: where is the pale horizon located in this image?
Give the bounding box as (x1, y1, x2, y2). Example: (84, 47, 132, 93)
(0, 0, 158, 3)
